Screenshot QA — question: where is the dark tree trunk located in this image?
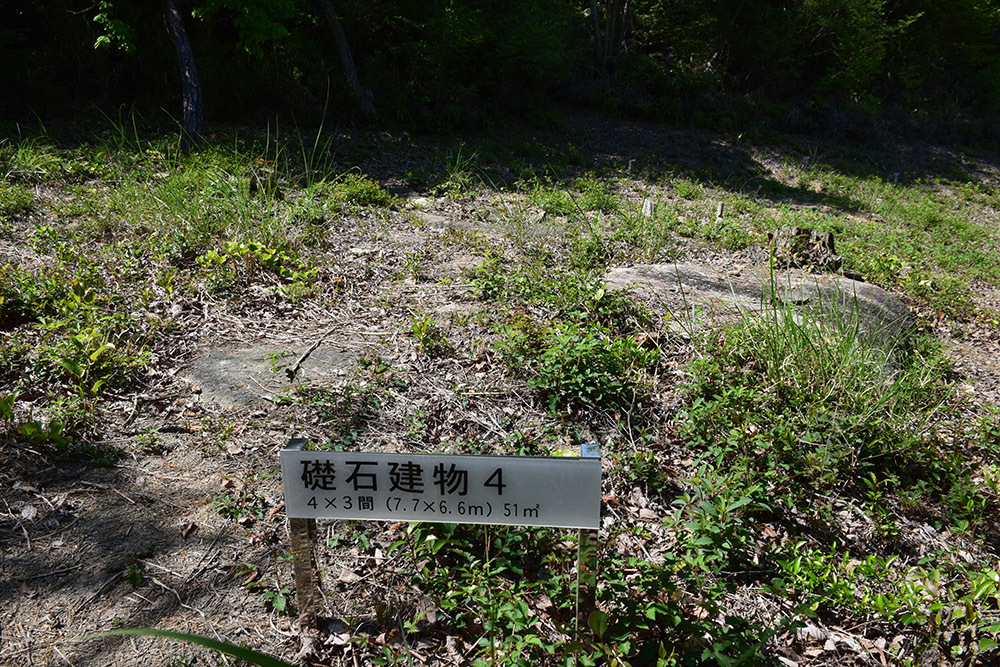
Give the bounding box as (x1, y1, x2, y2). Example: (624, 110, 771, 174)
(316, 0, 378, 120)
(164, 0, 203, 149)
(590, 0, 632, 74)
(590, 0, 605, 70)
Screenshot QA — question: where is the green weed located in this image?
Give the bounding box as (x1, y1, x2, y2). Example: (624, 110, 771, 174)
(436, 143, 482, 197)
(470, 255, 647, 331)
(409, 314, 452, 357)
(0, 182, 35, 219)
(679, 285, 956, 502)
(322, 173, 394, 207)
(81, 629, 294, 667)
(497, 321, 658, 412)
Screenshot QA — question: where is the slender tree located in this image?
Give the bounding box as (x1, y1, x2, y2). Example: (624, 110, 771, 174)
(316, 0, 378, 120)
(164, 0, 203, 148)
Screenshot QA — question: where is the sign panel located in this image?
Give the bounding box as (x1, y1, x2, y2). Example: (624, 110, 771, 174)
(281, 448, 602, 529)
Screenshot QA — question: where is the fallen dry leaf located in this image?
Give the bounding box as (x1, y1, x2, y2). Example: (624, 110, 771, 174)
(267, 503, 285, 522)
(338, 569, 361, 584)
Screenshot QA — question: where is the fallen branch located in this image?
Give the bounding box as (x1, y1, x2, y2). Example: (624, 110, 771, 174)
(285, 325, 340, 381)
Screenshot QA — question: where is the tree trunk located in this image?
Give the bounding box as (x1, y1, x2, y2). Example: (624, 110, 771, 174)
(316, 0, 378, 120)
(589, 0, 605, 71)
(591, 0, 631, 74)
(164, 0, 203, 149)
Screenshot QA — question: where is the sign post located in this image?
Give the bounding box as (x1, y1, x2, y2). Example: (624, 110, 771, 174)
(576, 443, 601, 638)
(280, 440, 602, 631)
(285, 439, 319, 632)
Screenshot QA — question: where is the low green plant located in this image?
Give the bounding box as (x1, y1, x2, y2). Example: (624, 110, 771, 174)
(409, 314, 452, 357)
(289, 357, 397, 449)
(259, 587, 290, 612)
(526, 175, 619, 217)
(196, 240, 316, 294)
(470, 255, 648, 331)
(326, 173, 394, 207)
(14, 417, 72, 451)
(574, 175, 619, 214)
(212, 473, 273, 523)
(529, 181, 577, 216)
(587, 545, 785, 666)
(388, 523, 569, 664)
(0, 182, 34, 218)
(436, 143, 481, 197)
(768, 541, 1000, 660)
(611, 450, 671, 495)
(498, 322, 657, 411)
(665, 465, 767, 572)
(672, 178, 705, 200)
(678, 283, 957, 502)
(81, 629, 294, 667)
(0, 135, 86, 183)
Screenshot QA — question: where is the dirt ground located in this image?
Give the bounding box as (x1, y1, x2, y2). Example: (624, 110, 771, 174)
(3, 112, 1000, 666)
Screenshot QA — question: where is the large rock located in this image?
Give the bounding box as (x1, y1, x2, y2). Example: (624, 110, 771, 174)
(605, 263, 914, 343)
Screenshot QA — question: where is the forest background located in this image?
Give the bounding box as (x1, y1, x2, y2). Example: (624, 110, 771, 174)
(5, 0, 1000, 139)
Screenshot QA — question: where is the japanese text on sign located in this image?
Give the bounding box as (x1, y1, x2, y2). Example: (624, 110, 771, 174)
(280, 449, 601, 529)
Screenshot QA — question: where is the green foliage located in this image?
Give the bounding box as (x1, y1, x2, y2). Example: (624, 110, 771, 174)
(679, 294, 959, 502)
(385, 523, 566, 663)
(192, 0, 298, 57)
(0, 136, 94, 183)
(9, 0, 1000, 130)
(768, 543, 1000, 661)
(528, 176, 620, 217)
(281, 354, 398, 449)
(666, 466, 766, 572)
(409, 314, 452, 357)
(323, 173, 394, 207)
(588, 546, 783, 665)
(196, 240, 315, 294)
(434, 144, 483, 197)
(470, 255, 647, 330)
(80, 629, 294, 667)
(259, 587, 290, 612)
(498, 322, 657, 411)
(0, 182, 34, 219)
(472, 255, 658, 413)
(93, 1, 135, 53)
(383, 522, 781, 665)
(35, 277, 152, 397)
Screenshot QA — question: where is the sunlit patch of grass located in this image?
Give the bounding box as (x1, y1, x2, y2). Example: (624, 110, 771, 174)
(0, 182, 35, 219)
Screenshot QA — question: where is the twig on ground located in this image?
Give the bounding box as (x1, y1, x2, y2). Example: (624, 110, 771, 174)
(182, 527, 227, 585)
(17, 564, 83, 582)
(286, 325, 342, 380)
(75, 571, 124, 613)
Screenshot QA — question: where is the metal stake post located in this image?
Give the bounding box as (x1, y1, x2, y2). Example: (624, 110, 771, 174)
(575, 443, 600, 636)
(285, 438, 319, 631)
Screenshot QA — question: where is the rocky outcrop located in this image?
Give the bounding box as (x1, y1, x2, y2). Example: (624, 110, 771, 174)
(605, 262, 914, 342)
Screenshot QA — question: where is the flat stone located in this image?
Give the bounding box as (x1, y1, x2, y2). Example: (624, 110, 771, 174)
(412, 211, 451, 227)
(185, 344, 356, 408)
(605, 262, 914, 343)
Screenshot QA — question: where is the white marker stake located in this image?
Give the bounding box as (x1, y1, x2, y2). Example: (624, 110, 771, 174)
(281, 440, 603, 631)
(576, 443, 600, 640)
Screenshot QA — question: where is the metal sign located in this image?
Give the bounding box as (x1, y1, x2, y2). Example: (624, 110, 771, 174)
(281, 443, 602, 529)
